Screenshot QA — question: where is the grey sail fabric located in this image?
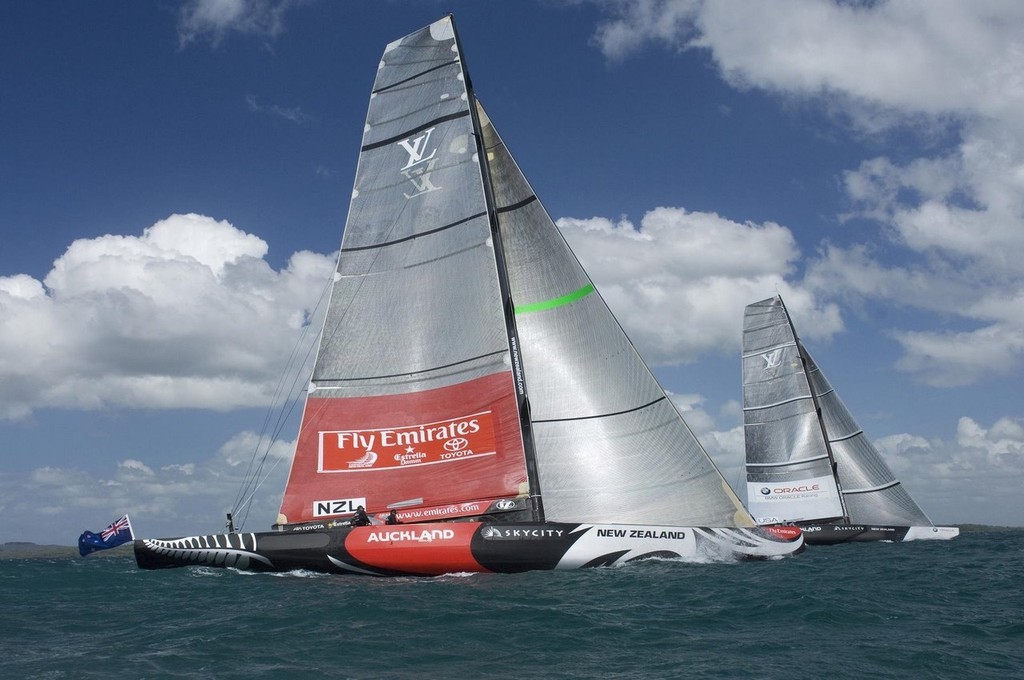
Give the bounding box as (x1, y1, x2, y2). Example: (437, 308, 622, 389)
(742, 296, 933, 527)
(313, 19, 507, 397)
(803, 350, 933, 526)
(742, 297, 845, 522)
(278, 17, 532, 526)
(478, 104, 753, 528)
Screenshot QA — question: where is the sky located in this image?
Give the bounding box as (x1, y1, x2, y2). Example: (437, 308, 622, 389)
(2, 0, 1022, 545)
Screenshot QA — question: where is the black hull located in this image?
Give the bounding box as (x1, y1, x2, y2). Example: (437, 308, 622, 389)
(798, 524, 959, 544)
(134, 522, 803, 576)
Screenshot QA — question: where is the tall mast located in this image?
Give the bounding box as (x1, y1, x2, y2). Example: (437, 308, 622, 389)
(451, 16, 545, 521)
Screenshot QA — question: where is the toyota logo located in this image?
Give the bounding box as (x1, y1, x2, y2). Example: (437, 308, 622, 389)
(444, 437, 469, 452)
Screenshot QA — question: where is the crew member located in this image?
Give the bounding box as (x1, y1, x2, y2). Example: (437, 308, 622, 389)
(350, 505, 371, 527)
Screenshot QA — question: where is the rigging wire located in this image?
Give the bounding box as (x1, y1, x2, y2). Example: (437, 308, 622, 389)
(228, 270, 335, 531)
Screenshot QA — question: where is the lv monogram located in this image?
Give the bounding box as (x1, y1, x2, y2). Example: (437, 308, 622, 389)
(398, 128, 441, 198)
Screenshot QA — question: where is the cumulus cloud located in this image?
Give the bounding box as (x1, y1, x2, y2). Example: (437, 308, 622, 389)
(557, 207, 841, 364)
(593, 0, 1024, 119)
(0, 213, 335, 421)
(177, 0, 302, 48)
(876, 416, 1024, 524)
(584, 0, 1024, 388)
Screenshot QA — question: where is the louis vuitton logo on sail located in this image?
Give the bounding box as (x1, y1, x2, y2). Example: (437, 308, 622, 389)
(398, 128, 441, 198)
(318, 411, 498, 472)
(761, 348, 783, 372)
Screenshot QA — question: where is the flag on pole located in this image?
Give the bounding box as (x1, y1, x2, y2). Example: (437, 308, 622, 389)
(78, 514, 135, 557)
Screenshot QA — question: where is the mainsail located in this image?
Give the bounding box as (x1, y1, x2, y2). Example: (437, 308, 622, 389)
(278, 18, 530, 527)
(279, 16, 752, 530)
(742, 296, 934, 527)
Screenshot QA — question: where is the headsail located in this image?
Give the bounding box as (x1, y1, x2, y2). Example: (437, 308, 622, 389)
(802, 346, 933, 526)
(742, 296, 933, 527)
(279, 17, 530, 527)
(478, 105, 753, 528)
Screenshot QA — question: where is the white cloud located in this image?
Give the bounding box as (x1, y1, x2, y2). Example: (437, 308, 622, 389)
(892, 325, 1024, 387)
(7, 429, 295, 543)
(594, 0, 1024, 119)
(557, 208, 841, 364)
(0, 213, 335, 421)
(698, 424, 746, 495)
(876, 416, 1024, 525)
(668, 391, 715, 435)
(118, 459, 156, 478)
(804, 244, 1024, 386)
(843, 126, 1024, 274)
(245, 94, 314, 124)
(586, 0, 1024, 389)
(177, 0, 300, 47)
(592, 0, 702, 62)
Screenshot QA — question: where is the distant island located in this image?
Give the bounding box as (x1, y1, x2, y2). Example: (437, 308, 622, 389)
(2, 524, 1019, 560)
(0, 542, 133, 560)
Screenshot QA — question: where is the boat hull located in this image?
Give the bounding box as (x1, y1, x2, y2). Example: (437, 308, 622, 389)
(798, 523, 960, 545)
(133, 522, 803, 575)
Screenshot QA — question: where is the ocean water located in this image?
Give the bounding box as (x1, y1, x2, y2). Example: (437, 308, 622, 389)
(2, 530, 1021, 679)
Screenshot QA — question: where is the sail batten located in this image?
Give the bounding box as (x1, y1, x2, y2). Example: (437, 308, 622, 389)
(362, 110, 470, 151)
(746, 453, 831, 468)
(532, 396, 668, 424)
(844, 480, 901, 494)
(372, 60, 461, 95)
(496, 195, 539, 213)
(829, 428, 863, 443)
(741, 341, 797, 359)
(312, 349, 509, 384)
(742, 393, 815, 412)
(344, 211, 486, 251)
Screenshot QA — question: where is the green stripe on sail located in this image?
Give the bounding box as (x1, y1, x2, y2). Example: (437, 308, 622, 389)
(514, 284, 595, 314)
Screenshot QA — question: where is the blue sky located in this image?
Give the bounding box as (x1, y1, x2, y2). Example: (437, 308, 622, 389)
(2, 0, 1022, 544)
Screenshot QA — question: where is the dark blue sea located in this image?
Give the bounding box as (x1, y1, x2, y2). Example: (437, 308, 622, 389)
(2, 530, 1021, 679)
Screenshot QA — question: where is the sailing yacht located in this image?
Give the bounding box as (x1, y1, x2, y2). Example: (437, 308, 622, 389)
(742, 295, 959, 543)
(133, 16, 803, 575)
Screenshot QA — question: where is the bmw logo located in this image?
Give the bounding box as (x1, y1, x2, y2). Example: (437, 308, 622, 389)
(760, 487, 771, 495)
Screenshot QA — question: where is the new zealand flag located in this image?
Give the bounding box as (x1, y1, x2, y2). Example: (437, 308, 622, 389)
(78, 515, 134, 557)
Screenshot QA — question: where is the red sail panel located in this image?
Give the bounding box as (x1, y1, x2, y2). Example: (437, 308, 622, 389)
(279, 373, 528, 525)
